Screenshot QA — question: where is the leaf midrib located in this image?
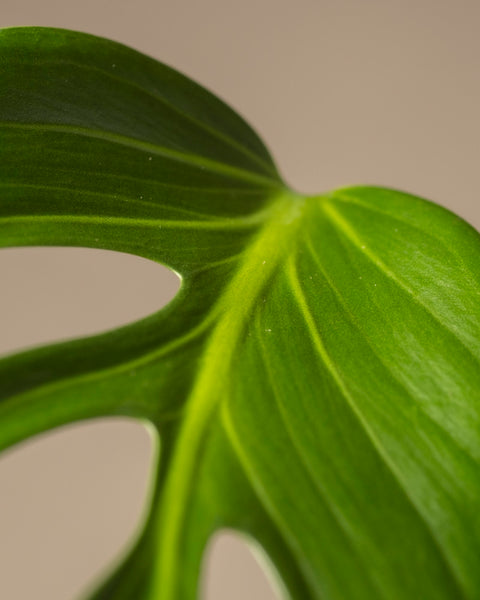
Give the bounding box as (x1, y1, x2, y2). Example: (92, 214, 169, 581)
(149, 190, 303, 600)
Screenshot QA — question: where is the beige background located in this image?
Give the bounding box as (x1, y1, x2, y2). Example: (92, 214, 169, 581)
(1, 1, 480, 598)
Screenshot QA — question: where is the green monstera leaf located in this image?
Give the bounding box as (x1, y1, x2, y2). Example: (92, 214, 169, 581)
(1, 27, 480, 600)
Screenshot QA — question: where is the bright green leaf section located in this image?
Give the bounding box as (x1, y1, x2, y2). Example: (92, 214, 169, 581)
(1, 27, 480, 600)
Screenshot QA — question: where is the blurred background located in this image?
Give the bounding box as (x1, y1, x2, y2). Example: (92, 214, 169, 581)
(1, 1, 480, 598)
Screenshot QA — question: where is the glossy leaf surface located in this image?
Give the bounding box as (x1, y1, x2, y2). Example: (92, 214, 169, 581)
(1, 27, 480, 600)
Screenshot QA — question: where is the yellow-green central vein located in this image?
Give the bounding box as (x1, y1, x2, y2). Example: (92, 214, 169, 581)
(150, 190, 303, 600)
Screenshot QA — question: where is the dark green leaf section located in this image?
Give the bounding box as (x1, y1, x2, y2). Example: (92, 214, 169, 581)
(0, 27, 278, 178)
(2, 27, 480, 600)
(0, 27, 283, 273)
